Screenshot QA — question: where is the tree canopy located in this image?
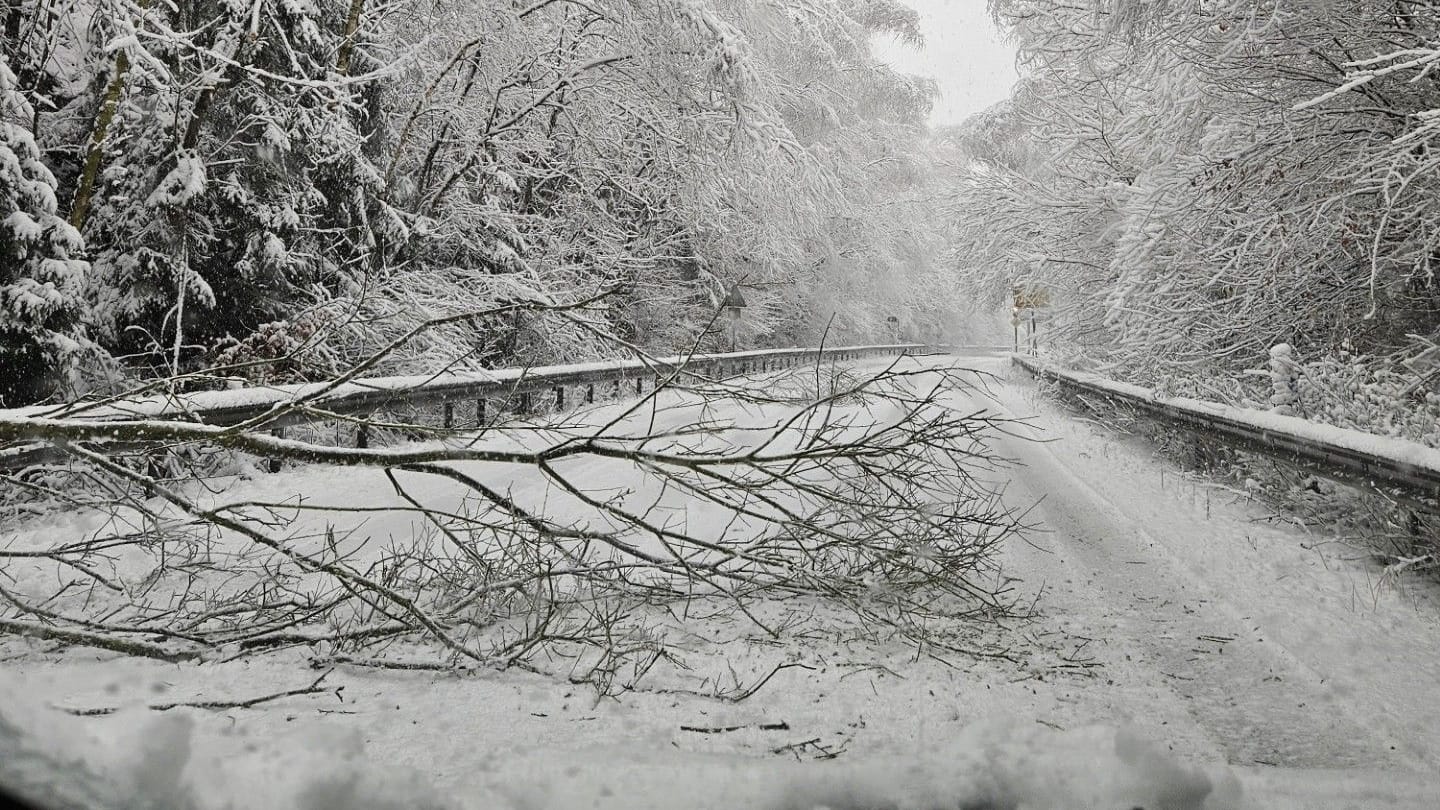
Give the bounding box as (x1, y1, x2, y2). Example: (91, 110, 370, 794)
(1, 0, 963, 403)
(946, 0, 1440, 418)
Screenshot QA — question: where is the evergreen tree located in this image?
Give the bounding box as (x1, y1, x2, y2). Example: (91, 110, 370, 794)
(74, 0, 390, 368)
(0, 60, 91, 405)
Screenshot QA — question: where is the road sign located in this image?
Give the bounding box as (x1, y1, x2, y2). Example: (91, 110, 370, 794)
(1012, 286, 1050, 310)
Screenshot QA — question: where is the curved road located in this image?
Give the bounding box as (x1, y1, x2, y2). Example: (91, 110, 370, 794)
(950, 352, 1440, 803)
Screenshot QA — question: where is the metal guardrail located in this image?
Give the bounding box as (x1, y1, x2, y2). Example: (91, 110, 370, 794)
(0, 344, 927, 471)
(1012, 354, 1440, 505)
(925, 344, 1013, 356)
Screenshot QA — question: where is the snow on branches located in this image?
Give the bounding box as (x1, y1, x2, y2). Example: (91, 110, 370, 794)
(0, 60, 92, 406)
(949, 0, 1440, 425)
(0, 0, 956, 401)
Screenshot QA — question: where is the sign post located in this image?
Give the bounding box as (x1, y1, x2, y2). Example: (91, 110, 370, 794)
(1011, 285, 1050, 356)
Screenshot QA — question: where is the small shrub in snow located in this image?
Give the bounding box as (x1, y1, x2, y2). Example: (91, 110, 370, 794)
(208, 311, 338, 384)
(1258, 341, 1440, 448)
(1265, 343, 1299, 415)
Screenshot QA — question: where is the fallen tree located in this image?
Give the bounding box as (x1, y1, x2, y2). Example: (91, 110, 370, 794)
(0, 317, 1026, 694)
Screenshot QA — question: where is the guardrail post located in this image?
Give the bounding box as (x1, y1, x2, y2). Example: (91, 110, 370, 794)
(268, 427, 284, 473)
(635, 377, 643, 395)
(442, 403, 454, 429)
(586, 383, 595, 404)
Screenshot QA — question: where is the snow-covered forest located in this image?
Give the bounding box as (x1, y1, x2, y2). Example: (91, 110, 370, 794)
(6, 1, 1440, 808)
(3, 0, 961, 407)
(947, 0, 1440, 444)
(7, 0, 1440, 447)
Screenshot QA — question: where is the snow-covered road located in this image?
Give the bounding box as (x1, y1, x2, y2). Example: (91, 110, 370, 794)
(964, 354, 1440, 804)
(3, 352, 1439, 809)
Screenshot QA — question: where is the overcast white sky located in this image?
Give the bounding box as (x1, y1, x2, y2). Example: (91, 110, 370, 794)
(870, 0, 1019, 127)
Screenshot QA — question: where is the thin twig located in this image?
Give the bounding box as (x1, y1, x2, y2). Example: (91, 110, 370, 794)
(60, 670, 336, 716)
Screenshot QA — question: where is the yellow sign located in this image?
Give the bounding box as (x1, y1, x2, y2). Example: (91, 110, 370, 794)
(1012, 286, 1050, 309)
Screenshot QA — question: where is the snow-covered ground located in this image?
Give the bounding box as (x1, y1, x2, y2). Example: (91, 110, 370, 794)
(970, 355, 1440, 804)
(3, 353, 1439, 809)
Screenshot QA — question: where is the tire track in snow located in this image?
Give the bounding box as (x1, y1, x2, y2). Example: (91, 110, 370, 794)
(937, 360, 1435, 773)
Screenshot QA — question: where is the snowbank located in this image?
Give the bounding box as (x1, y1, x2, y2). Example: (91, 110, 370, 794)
(0, 673, 1241, 810)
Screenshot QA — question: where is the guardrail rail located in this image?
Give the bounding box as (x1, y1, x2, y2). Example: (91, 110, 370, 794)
(1012, 354, 1440, 506)
(0, 344, 929, 471)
